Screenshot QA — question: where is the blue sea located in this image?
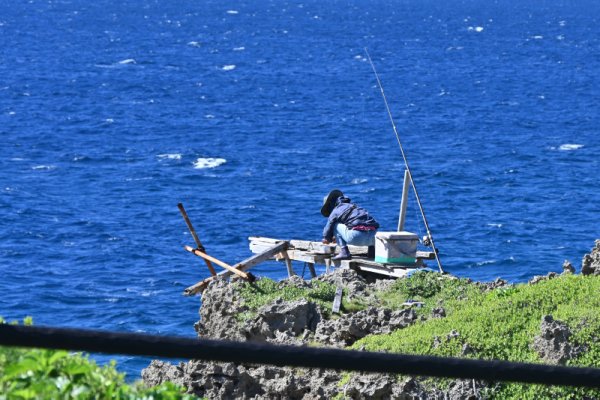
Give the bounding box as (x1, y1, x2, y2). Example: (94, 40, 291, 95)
(1, 0, 599, 379)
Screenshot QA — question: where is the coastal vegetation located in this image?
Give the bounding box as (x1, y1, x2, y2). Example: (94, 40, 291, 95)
(354, 271, 600, 399)
(0, 318, 192, 400)
(235, 269, 600, 398)
(238, 278, 337, 320)
(4, 257, 600, 398)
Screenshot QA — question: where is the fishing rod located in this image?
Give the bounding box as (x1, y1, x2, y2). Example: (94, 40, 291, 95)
(364, 48, 444, 274)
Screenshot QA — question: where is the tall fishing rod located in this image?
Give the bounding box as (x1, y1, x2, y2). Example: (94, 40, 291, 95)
(364, 48, 444, 274)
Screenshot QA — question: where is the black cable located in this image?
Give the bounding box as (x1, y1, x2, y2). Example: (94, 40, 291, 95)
(1, 324, 600, 388)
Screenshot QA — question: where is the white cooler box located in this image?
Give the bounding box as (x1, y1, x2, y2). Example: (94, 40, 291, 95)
(375, 231, 418, 264)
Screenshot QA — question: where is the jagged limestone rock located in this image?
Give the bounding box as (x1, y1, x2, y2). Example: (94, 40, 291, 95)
(532, 315, 580, 365)
(479, 277, 509, 291)
(243, 298, 322, 344)
(582, 240, 600, 276)
(432, 307, 446, 318)
(528, 272, 558, 285)
(314, 307, 416, 347)
(316, 268, 368, 299)
(562, 260, 575, 274)
(194, 277, 246, 340)
(446, 379, 488, 400)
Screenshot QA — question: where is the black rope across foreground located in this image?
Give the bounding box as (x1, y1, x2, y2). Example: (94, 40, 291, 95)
(1, 323, 600, 388)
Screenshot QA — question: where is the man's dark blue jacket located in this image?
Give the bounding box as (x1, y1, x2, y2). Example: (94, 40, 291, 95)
(322, 196, 379, 241)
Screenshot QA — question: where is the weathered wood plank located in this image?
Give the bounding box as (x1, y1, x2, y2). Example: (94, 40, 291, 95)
(290, 240, 335, 254)
(307, 262, 317, 278)
(281, 251, 295, 277)
(355, 265, 413, 279)
(332, 287, 343, 314)
(416, 251, 436, 260)
(185, 246, 253, 281)
(178, 203, 217, 276)
(248, 237, 435, 273)
(250, 236, 366, 255)
(184, 241, 288, 296)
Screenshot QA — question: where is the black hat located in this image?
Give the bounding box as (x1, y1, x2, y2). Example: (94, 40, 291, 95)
(321, 189, 343, 217)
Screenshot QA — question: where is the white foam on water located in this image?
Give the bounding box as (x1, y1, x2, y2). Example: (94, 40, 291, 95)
(193, 158, 227, 169)
(559, 144, 584, 151)
(476, 259, 497, 266)
(226, 10, 239, 14)
(532, 35, 543, 39)
(187, 41, 201, 47)
(222, 64, 236, 71)
(487, 223, 503, 228)
(233, 46, 245, 51)
(118, 58, 136, 65)
(157, 153, 182, 160)
(468, 26, 484, 32)
(32, 165, 56, 171)
(351, 178, 368, 184)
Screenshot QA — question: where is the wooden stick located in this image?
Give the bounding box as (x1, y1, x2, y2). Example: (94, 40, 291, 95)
(307, 262, 317, 278)
(281, 251, 295, 277)
(184, 241, 288, 296)
(177, 203, 216, 276)
(332, 286, 343, 314)
(185, 246, 255, 282)
(398, 169, 411, 231)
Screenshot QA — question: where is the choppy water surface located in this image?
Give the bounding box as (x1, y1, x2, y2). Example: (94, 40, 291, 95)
(1, 0, 599, 377)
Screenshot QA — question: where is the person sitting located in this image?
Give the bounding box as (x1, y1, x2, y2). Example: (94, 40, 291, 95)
(321, 189, 379, 260)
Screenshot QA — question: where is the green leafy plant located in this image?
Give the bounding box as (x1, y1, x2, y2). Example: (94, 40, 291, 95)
(0, 318, 194, 400)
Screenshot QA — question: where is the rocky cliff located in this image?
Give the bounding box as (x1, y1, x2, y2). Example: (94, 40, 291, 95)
(142, 241, 600, 399)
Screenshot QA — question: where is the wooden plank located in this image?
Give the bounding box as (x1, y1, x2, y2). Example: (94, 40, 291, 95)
(250, 242, 279, 255)
(251, 237, 432, 258)
(417, 251, 436, 260)
(248, 236, 280, 245)
(249, 237, 434, 268)
(307, 262, 317, 278)
(185, 246, 254, 281)
(251, 237, 365, 255)
(397, 169, 411, 231)
(332, 287, 343, 314)
(281, 251, 295, 277)
(356, 265, 413, 279)
(290, 239, 366, 255)
(237, 241, 288, 271)
(184, 241, 288, 296)
(290, 240, 335, 254)
(178, 203, 217, 276)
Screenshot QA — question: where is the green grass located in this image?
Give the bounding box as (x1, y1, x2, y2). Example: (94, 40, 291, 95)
(237, 278, 337, 321)
(352, 272, 600, 399)
(0, 318, 194, 400)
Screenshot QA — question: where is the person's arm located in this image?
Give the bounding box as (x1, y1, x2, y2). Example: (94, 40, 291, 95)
(322, 209, 339, 243)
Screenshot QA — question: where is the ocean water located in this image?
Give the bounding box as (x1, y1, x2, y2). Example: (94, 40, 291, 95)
(1, 0, 599, 378)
